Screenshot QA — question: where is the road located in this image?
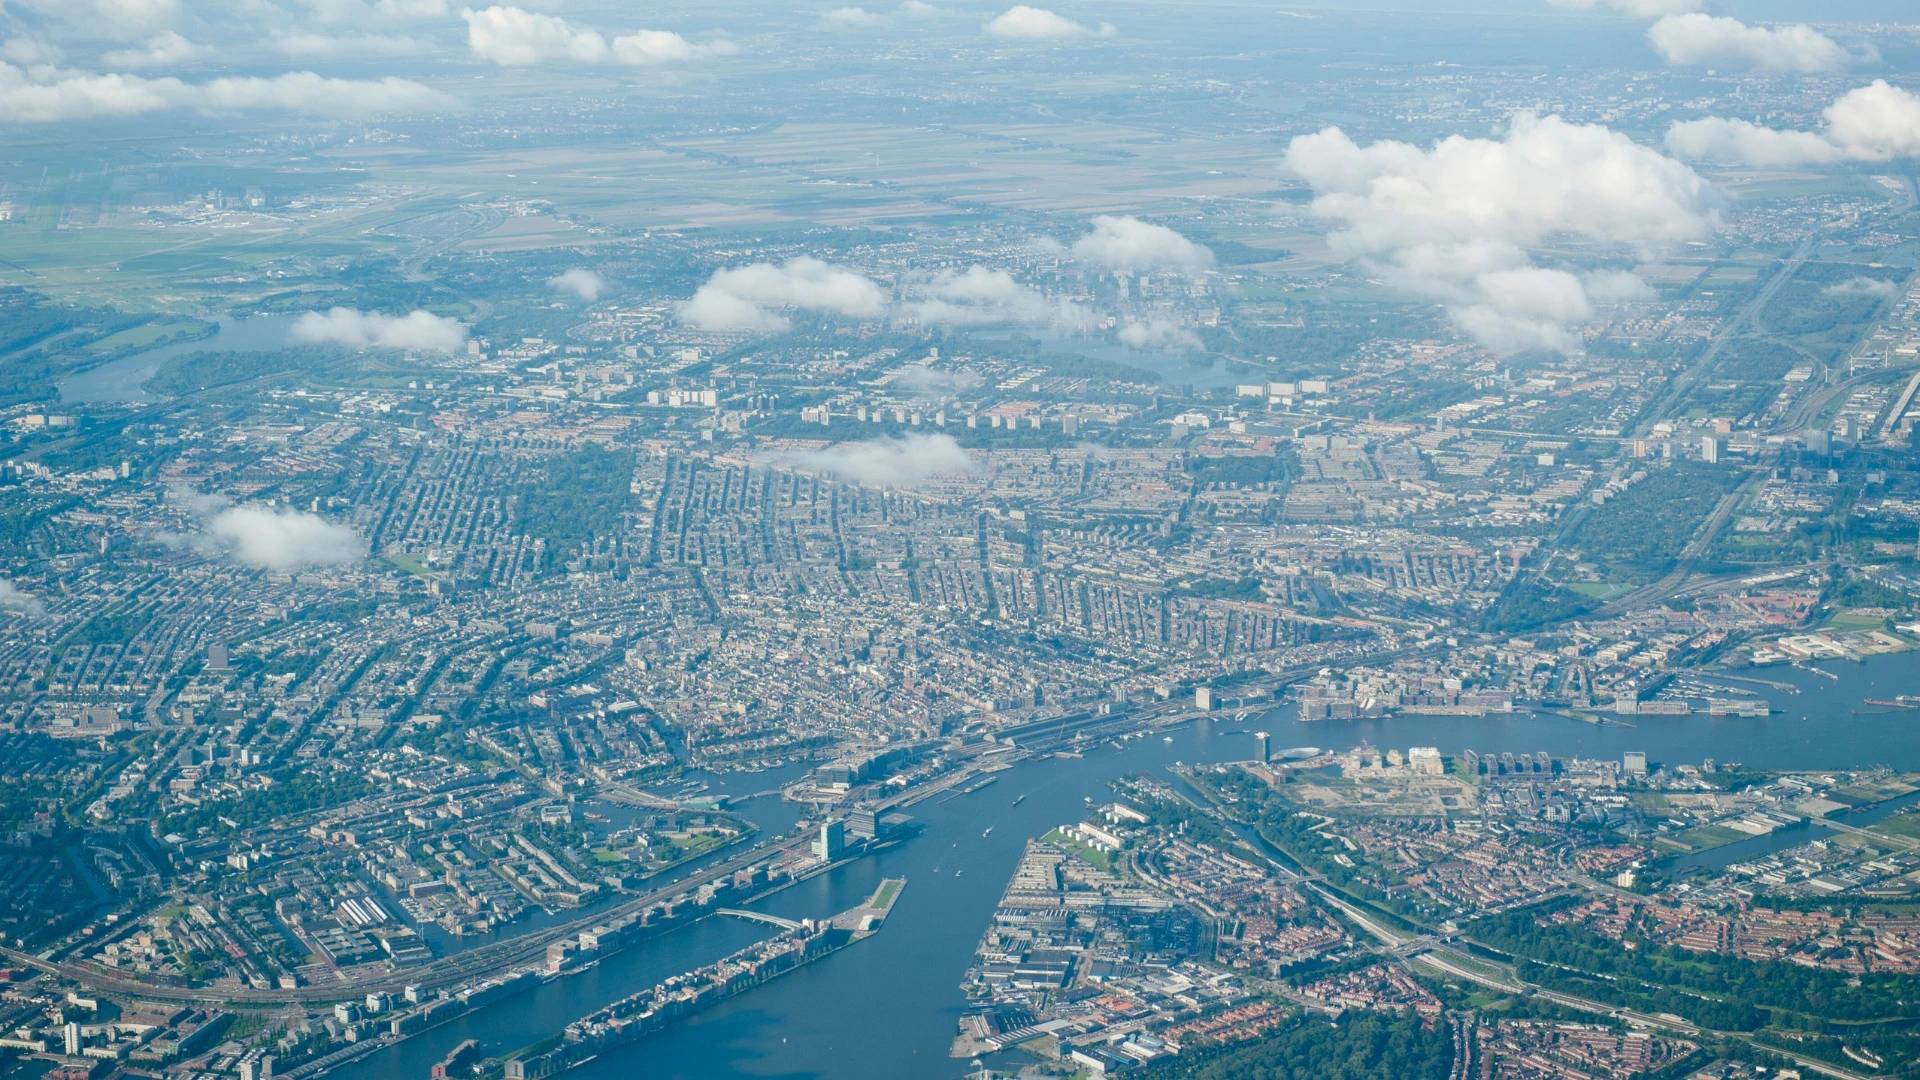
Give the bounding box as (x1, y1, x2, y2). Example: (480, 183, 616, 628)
(1589, 463, 1772, 618)
(1636, 237, 1817, 436)
(1177, 758, 1874, 1080)
(0, 827, 815, 1006)
(396, 204, 504, 324)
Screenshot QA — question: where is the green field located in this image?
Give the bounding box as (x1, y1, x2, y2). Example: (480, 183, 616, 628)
(1868, 811, 1920, 842)
(1671, 824, 1753, 852)
(85, 320, 213, 351)
(1043, 827, 1112, 869)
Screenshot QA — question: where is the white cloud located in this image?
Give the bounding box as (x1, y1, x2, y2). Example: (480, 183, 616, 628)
(462, 6, 610, 65)
(1824, 277, 1897, 297)
(903, 265, 1082, 327)
(1284, 114, 1716, 256)
(1449, 306, 1579, 355)
(893, 366, 983, 395)
(0, 64, 178, 122)
(1546, 0, 1701, 15)
(1284, 113, 1713, 353)
(548, 268, 606, 301)
(207, 506, 365, 570)
(677, 289, 790, 332)
(1667, 81, 1920, 167)
(97, 0, 180, 30)
(613, 30, 735, 65)
(1581, 269, 1659, 304)
(779, 433, 975, 488)
(1, 38, 63, 66)
(1425, 268, 1650, 353)
(1476, 267, 1593, 323)
(678, 258, 887, 332)
(1070, 216, 1214, 273)
(984, 6, 1114, 40)
(1117, 318, 1201, 351)
(283, 0, 447, 23)
(157, 72, 433, 119)
(461, 6, 733, 66)
(0, 579, 45, 618)
(7, 0, 178, 37)
(820, 6, 886, 29)
(1824, 81, 1920, 160)
(290, 307, 468, 352)
(1663, 117, 1843, 166)
(201, 73, 451, 115)
(897, 0, 952, 15)
(100, 31, 207, 68)
(1648, 14, 1850, 74)
(376, 0, 447, 16)
(0, 63, 454, 123)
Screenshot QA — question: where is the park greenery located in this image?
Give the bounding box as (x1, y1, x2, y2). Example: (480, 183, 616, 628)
(1139, 1011, 1450, 1080)
(1471, 900, 1920, 1031)
(514, 443, 637, 571)
(1565, 464, 1744, 582)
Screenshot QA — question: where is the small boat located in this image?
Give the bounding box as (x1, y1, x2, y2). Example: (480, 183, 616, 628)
(1011, 794, 1026, 806)
(982, 826, 994, 838)
(954, 869, 964, 877)
(1163, 736, 1173, 743)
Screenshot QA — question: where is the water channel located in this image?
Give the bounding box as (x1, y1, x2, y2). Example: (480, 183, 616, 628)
(57, 314, 299, 405)
(333, 651, 1920, 1080)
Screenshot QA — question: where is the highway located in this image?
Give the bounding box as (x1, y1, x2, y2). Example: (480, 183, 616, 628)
(1636, 238, 1817, 436)
(1173, 758, 1876, 1080)
(0, 827, 818, 1006)
(1588, 461, 1775, 619)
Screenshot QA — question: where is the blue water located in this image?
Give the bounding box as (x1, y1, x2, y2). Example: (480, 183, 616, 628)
(58, 313, 299, 404)
(333, 652, 1920, 1080)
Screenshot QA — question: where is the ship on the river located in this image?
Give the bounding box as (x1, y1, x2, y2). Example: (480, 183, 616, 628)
(499, 880, 907, 1078)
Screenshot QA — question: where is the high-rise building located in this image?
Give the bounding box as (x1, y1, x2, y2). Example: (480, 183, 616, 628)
(239, 1050, 277, 1080)
(812, 818, 845, 861)
(1253, 731, 1270, 762)
(1624, 751, 1648, 776)
(1701, 435, 1720, 464)
(64, 1021, 81, 1057)
(847, 807, 878, 839)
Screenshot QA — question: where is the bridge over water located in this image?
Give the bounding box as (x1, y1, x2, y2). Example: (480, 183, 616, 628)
(714, 908, 805, 931)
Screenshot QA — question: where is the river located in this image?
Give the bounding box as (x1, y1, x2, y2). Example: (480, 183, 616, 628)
(57, 314, 299, 404)
(332, 651, 1920, 1080)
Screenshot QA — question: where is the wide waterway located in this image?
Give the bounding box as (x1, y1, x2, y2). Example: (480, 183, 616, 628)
(333, 651, 1920, 1080)
(57, 314, 298, 404)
